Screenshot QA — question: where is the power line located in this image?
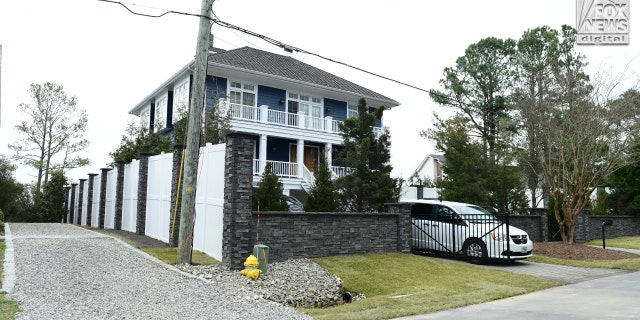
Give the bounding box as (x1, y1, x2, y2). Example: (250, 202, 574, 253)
(97, 0, 431, 94)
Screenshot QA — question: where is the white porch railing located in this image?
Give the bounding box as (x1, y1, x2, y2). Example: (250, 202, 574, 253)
(253, 160, 353, 182)
(331, 166, 353, 178)
(229, 102, 388, 136)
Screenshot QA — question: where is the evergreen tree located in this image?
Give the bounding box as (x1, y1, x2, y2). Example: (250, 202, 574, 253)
(39, 170, 68, 222)
(109, 121, 172, 166)
(253, 163, 289, 211)
(304, 157, 338, 212)
(335, 98, 402, 212)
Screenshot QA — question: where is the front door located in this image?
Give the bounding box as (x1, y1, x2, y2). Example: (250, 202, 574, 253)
(290, 145, 319, 173)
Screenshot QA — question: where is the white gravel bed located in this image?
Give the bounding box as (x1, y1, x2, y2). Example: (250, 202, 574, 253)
(6, 223, 312, 320)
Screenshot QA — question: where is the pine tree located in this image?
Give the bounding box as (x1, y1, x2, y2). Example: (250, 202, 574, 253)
(305, 158, 338, 212)
(335, 98, 402, 212)
(253, 163, 289, 211)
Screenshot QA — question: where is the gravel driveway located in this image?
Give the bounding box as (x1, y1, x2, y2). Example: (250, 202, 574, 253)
(4, 223, 311, 320)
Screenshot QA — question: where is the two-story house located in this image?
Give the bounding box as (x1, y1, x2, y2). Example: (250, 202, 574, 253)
(128, 44, 399, 198)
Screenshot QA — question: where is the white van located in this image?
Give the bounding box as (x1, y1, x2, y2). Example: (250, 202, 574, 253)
(406, 199, 533, 263)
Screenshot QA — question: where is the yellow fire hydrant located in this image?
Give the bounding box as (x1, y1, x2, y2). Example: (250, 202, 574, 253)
(240, 254, 262, 280)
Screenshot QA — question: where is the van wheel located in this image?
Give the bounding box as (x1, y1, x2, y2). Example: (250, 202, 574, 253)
(464, 239, 487, 264)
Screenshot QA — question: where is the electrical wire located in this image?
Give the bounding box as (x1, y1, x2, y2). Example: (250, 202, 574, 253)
(97, 0, 431, 94)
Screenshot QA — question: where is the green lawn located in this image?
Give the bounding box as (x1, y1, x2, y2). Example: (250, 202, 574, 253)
(586, 236, 640, 250)
(299, 252, 558, 320)
(0, 242, 20, 320)
(528, 236, 640, 270)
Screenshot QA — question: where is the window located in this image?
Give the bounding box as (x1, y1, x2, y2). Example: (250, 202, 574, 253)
(154, 95, 167, 131)
(140, 106, 150, 130)
(229, 81, 256, 107)
(287, 93, 323, 129)
(173, 79, 189, 124)
(347, 103, 358, 118)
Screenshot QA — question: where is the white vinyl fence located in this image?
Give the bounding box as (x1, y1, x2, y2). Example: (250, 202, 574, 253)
(122, 159, 139, 233)
(71, 143, 225, 261)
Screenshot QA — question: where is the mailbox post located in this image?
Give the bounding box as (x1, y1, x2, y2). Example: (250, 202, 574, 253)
(602, 219, 613, 249)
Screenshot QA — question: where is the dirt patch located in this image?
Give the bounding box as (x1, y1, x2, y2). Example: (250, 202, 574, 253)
(90, 228, 170, 249)
(534, 242, 640, 260)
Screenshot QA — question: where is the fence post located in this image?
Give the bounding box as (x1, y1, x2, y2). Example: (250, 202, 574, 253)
(388, 203, 412, 253)
(222, 133, 255, 270)
(99, 168, 112, 229)
(169, 145, 184, 247)
(69, 183, 78, 224)
(114, 161, 125, 230)
(78, 179, 86, 226)
(86, 173, 99, 227)
(136, 152, 154, 236)
(63, 186, 71, 223)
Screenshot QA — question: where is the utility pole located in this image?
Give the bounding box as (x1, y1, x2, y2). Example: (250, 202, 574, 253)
(178, 0, 215, 264)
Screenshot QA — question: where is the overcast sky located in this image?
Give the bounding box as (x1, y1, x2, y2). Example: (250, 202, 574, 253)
(1, 0, 638, 185)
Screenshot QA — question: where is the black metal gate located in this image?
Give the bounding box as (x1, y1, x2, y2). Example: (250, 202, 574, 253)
(409, 202, 524, 263)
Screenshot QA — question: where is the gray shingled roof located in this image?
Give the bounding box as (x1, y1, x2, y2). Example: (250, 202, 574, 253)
(208, 46, 399, 106)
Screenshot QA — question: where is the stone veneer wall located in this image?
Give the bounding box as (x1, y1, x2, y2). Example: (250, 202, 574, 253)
(99, 168, 111, 229)
(582, 215, 640, 242)
(86, 174, 99, 227)
(136, 153, 153, 235)
(78, 179, 86, 225)
(114, 161, 125, 230)
(222, 134, 255, 270)
(252, 207, 412, 263)
(69, 183, 77, 224)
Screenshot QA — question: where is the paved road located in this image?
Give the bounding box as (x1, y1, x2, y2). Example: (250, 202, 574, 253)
(395, 254, 640, 320)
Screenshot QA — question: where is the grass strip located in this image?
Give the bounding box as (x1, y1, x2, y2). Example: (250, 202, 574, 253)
(300, 252, 558, 320)
(0, 242, 20, 320)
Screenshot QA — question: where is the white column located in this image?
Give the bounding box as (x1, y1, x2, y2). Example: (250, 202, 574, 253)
(297, 139, 304, 178)
(324, 143, 332, 166)
(259, 135, 267, 174)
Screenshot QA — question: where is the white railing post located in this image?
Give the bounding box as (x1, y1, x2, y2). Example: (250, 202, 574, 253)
(259, 105, 268, 123)
(325, 116, 333, 133)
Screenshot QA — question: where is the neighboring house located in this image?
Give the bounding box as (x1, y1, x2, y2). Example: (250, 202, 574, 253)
(410, 154, 445, 185)
(128, 43, 399, 196)
(400, 154, 445, 201)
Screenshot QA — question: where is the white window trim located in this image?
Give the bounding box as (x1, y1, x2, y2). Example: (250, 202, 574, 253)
(347, 103, 358, 118)
(228, 80, 257, 107)
(140, 105, 150, 130)
(155, 94, 168, 131)
(287, 92, 323, 117)
(173, 77, 190, 124)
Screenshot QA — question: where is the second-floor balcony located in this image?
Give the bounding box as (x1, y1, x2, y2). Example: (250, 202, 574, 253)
(226, 101, 384, 137)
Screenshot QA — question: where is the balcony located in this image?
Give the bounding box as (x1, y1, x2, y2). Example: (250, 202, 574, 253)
(226, 102, 384, 137)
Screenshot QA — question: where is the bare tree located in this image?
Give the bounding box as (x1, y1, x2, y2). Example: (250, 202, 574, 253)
(9, 82, 89, 192)
(540, 85, 639, 243)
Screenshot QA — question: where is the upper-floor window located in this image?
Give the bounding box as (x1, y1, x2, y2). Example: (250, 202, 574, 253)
(347, 103, 358, 118)
(173, 79, 189, 124)
(229, 81, 256, 107)
(140, 106, 150, 130)
(155, 95, 167, 131)
(287, 93, 322, 118)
